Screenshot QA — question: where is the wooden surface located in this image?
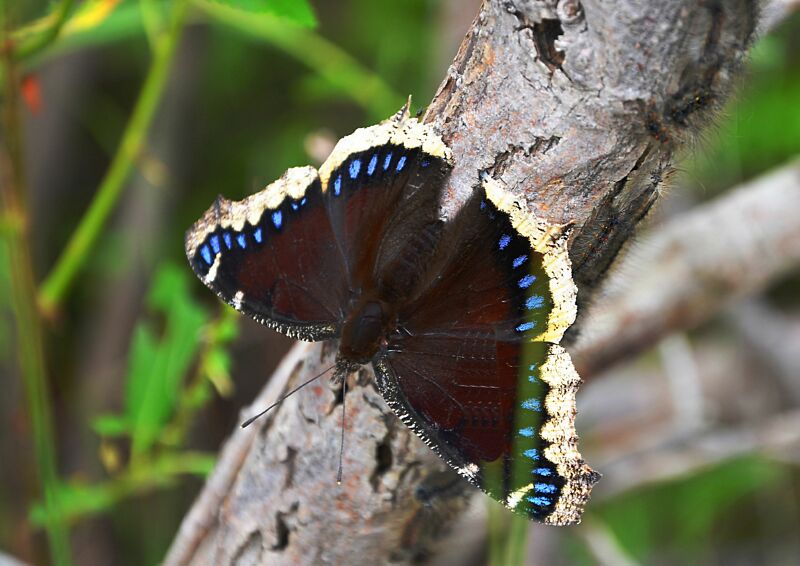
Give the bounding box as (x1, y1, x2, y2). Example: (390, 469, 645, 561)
(165, 1, 762, 564)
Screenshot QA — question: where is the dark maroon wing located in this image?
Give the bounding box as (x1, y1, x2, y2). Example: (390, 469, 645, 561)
(373, 182, 598, 525)
(185, 167, 348, 340)
(318, 122, 451, 301)
(185, 109, 453, 341)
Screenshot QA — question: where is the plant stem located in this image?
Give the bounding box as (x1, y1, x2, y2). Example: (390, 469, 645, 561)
(487, 503, 531, 566)
(37, 0, 190, 315)
(15, 0, 75, 60)
(193, 0, 404, 120)
(0, 15, 71, 566)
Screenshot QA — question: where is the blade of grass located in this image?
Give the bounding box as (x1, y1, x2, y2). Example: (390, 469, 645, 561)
(37, 0, 190, 315)
(0, 12, 71, 566)
(487, 502, 532, 566)
(505, 513, 530, 565)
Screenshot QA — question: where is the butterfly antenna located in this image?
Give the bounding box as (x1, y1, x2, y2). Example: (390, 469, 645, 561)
(240, 364, 334, 428)
(336, 372, 348, 485)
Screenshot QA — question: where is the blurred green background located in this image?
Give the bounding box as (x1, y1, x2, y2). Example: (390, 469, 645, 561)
(1, 1, 799, 565)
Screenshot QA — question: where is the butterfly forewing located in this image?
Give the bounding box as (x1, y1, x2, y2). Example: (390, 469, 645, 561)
(185, 167, 348, 340)
(185, 111, 453, 341)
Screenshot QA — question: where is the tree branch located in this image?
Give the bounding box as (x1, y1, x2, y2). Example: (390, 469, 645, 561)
(573, 159, 800, 378)
(594, 409, 800, 501)
(166, 1, 762, 563)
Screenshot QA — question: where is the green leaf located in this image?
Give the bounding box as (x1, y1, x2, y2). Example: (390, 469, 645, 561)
(29, 452, 217, 526)
(91, 414, 130, 437)
(593, 456, 783, 562)
(214, 308, 240, 342)
(28, 0, 148, 58)
(208, 0, 317, 27)
(30, 481, 121, 527)
(125, 264, 208, 456)
(205, 347, 234, 397)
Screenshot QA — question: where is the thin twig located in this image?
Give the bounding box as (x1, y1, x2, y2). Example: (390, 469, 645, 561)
(13, 0, 75, 60)
(594, 409, 800, 501)
(37, 0, 191, 315)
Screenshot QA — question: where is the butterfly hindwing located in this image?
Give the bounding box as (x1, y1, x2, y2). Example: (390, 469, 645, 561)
(376, 180, 598, 525)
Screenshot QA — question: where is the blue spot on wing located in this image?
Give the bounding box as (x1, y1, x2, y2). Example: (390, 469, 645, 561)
(518, 427, 536, 438)
(523, 448, 540, 461)
(300, 197, 307, 206)
(519, 275, 536, 288)
(272, 210, 283, 229)
(334, 175, 342, 196)
(499, 234, 511, 249)
(534, 483, 557, 494)
(209, 235, 220, 254)
(236, 233, 247, 249)
(291, 202, 299, 211)
(254, 227, 262, 243)
(521, 398, 541, 411)
(349, 159, 361, 179)
(223, 232, 232, 249)
(200, 245, 212, 265)
(527, 496, 552, 507)
(516, 321, 536, 333)
(368, 153, 378, 175)
(525, 295, 545, 310)
(421, 158, 430, 167)
(533, 467, 552, 477)
(513, 255, 527, 268)
(396, 155, 407, 172)
(383, 152, 393, 171)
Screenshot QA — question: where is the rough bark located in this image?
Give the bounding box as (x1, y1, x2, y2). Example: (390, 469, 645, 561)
(165, 1, 762, 564)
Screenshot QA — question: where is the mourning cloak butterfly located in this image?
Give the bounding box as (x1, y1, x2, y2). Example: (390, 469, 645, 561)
(185, 105, 599, 525)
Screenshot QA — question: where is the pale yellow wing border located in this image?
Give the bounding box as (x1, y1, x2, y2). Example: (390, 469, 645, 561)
(185, 102, 452, 266)
(540, 344, 600, 525)
(483, 177, 599, 525)
(318, 102, 452, 190)
(483, 177, 577, 344)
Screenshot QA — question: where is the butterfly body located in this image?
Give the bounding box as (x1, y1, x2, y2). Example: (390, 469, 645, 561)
(185, 105, 599, 525)
(339, 298, 392, 363)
